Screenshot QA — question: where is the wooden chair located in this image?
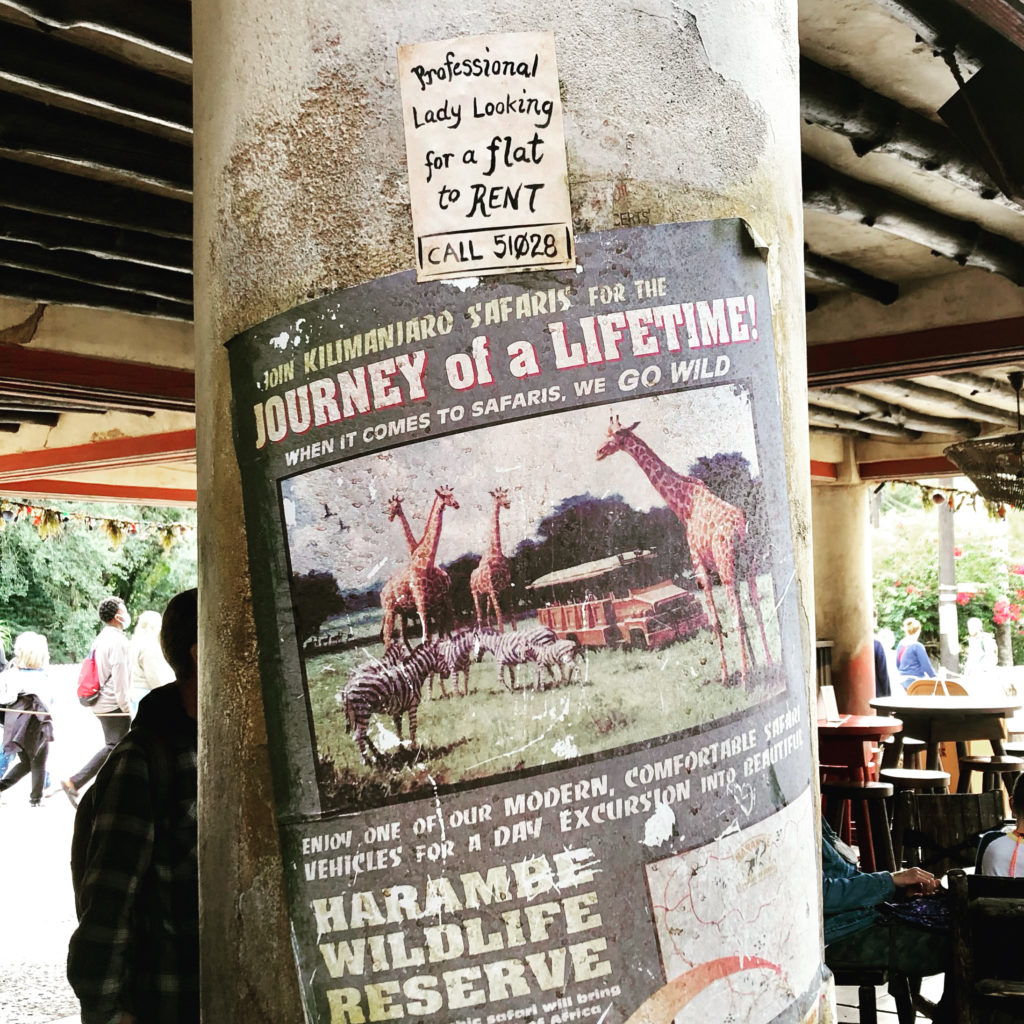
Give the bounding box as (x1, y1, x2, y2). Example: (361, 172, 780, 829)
(906, 678, 968, 696)
(828, 967, 915, 1024)
(891, 790, 1005, 876)
(949, 868, 1024, 1023)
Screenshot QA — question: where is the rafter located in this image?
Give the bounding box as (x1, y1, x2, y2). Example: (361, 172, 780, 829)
(803, 157, 1024, 284)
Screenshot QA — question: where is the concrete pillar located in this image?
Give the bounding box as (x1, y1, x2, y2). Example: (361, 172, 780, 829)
(193, 1, 810, 1019)
(812, 482, 874, 714)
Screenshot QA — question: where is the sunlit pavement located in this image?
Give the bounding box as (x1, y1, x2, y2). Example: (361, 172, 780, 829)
(0, 665, 111, 1024)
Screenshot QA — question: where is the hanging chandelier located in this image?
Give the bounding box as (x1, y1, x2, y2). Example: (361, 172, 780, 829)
(945, 371, 1024, 505)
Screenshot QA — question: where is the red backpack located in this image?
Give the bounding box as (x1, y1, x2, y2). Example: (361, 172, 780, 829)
(77, 650, 101, 706)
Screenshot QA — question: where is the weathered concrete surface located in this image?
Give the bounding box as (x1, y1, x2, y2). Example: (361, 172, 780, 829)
(193, 1, 811, 1019)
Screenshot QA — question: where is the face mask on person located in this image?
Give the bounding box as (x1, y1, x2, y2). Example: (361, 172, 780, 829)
(118, 607, 132, 630)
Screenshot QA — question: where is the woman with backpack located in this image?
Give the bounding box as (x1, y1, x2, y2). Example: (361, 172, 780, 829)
(0, 631, 54, 807)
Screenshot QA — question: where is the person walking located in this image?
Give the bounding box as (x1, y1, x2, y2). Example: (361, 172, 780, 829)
(61, 597, 133, 808)
(0, 631, 54, 807)
(68, 588, 198, 1024)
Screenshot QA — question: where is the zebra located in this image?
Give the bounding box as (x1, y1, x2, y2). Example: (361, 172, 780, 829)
(432, 629, 477, 698)
(533, 638, 584, 688)
(520, 625, 558, 648)
(473, 629, 539, 691)
(341, 641, 446, 764)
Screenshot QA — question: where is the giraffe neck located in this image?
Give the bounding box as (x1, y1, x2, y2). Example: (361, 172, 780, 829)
(486, 500, 504, 558)
(412, 496, 445, 567)
(396, 508, 418, 552)
(619, 433, 698, 512)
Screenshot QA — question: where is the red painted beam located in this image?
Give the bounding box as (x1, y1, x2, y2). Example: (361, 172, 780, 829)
(808, 317, 1024, 386)
(0, 478, 196, 506)
(0, 345, 195, 410)
(810, 460, 838, 480)
(0, 429, 196, 481)
(857, 456, 958, 481)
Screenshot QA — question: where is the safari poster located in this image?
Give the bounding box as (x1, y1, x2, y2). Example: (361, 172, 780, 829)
(226, 220, 820, 1024)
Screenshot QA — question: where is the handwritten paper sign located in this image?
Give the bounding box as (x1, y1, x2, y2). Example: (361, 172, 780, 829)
(398, 31, 575, 281)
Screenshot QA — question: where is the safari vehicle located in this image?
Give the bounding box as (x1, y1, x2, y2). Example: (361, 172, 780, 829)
(527, 550, 707, 650)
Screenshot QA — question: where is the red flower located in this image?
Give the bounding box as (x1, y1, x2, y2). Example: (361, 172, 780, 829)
(956, 593, 972, 606)
(954, 547, 963, 557)
(1012, 564, 1024, 576)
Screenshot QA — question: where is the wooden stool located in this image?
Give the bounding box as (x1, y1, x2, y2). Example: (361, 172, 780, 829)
(880, 768, 950, 794)
(822, 780, 895, 871)
(956, 755, 1024, 796)
(881, 736, 927, 771)
(901, 737, 926, 769)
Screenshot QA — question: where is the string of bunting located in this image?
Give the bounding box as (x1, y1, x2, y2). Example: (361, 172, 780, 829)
(0, 498, 194, 549)
(876, 479, 1010, 518)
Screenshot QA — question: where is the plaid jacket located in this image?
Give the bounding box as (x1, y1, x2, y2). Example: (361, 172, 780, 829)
(68, 683, 198, 1024)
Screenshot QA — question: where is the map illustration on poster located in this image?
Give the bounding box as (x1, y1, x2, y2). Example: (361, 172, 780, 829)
(227, 220, 819, 1024)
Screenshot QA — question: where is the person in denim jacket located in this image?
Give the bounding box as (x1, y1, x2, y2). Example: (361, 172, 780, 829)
(822, 820, 951, 1020)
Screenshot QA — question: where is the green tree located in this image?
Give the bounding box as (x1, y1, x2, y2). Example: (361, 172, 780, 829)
(0, 502, 196, 661)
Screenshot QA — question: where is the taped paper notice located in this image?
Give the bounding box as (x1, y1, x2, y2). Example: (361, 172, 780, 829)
(398, 31, 575, 281)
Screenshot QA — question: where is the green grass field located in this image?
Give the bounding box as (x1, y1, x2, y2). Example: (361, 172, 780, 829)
(305, 591, 784, 813)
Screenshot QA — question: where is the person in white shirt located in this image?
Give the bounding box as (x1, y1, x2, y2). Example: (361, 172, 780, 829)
(963, 616, 998, 677)
(61, 597, 132, 807)
(981, 774, 1024, 877)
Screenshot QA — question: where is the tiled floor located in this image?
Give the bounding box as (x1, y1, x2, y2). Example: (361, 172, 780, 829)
(834, 974, 944, 1022)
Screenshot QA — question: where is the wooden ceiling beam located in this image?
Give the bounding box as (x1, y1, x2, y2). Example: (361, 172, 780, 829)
(0, 206, 191, 272)
(807, 404, 921, 439)
(0, 20, 191, 131)
(855, 378, 1015, 426)
(0, 156, 191, 238)
(811, 386, 981, 436)
(0, 238, 192, 303)
(800, 57, 1004, 202)
(803, 157, 1024, 284)
(0, 265, 192, 320)
(0, 92, 191, 193)
(1, 1, 192, 64)
(0, 348, 194, 411)
(803, 247, 899, 304)
(807, 317, 1024, 385)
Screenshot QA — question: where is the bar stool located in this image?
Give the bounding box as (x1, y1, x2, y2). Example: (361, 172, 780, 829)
(880, 768, 950, 794)
(821, 780, 895, 871)
(956, 754, 1024, 795)
(881, 736, 927, 771)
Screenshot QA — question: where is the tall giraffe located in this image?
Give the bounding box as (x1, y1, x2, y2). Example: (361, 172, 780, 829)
(595, 416, 772, 683)
(385, 493, 453, 636)
(380, 486, 458, 647)
(470, 488, 513, 631)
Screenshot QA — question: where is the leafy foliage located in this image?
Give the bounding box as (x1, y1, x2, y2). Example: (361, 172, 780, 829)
(291, 570, 347, 643)
(0, 502, 197, 661)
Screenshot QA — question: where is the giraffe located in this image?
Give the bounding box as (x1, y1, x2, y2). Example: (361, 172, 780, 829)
(380, 486, 458, 648)
(470, 487, 513, 631)
(385, 493, 453, 637)
(595, 416, 772, 683)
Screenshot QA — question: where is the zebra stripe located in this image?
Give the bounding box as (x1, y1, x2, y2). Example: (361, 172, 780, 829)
(343, 642, 444, 763)
(432, 629, 477, 698)
(473, 629, 539, 691)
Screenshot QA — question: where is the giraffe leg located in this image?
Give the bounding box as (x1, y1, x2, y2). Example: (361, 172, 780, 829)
(490, 591, 504, 632)
(472, 589, 484, 629)
(694, 562, 730, 682)
(746, 568, 773, 666)
(723, 580, 750, 683)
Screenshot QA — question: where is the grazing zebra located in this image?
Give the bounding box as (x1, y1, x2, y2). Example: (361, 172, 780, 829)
(519, 624, 558, 648)
(342, 641, 446, 764)
(533, 639, 583, 688)
(432, 629, 476, 698)
(473, 629, 539, 691)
